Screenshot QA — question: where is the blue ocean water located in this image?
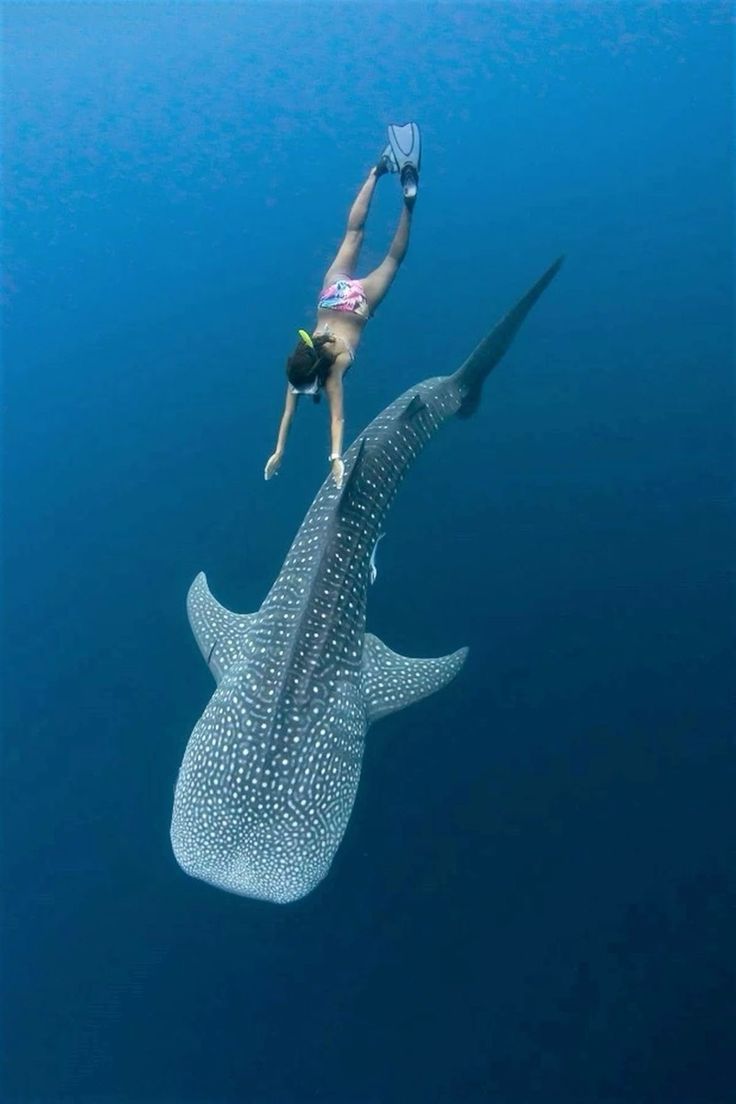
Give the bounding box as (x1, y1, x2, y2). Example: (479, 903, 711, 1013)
(3, 3, 733, 1102)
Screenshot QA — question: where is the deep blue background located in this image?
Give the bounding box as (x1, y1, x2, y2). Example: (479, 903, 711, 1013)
(3, 3, 733, 1102)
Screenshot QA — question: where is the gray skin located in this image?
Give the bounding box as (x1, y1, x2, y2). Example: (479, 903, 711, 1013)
(170, 257, 563, 904)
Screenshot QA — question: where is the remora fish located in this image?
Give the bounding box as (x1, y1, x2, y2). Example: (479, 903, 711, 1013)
(171, 257, 563, 903)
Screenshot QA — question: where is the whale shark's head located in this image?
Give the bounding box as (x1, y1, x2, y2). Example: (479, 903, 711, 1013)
(170, 669, 366, 904)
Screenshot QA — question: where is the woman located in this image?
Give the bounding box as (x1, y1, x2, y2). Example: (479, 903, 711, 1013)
(264, 124, 421, 489)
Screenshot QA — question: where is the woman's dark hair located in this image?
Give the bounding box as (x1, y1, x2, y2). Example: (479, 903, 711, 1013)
(286, 333, 334, 402)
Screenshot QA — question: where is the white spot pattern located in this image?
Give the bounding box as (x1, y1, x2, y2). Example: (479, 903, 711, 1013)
(170, 376, 469, 903)
(361, 633, 468, 722)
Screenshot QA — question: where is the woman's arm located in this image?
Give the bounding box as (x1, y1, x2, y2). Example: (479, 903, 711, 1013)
(324, 372, 345, 487)
(264, 387, 298, 479)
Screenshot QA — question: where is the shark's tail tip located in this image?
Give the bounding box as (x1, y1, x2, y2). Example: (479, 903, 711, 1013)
(454, 254, 565, 418)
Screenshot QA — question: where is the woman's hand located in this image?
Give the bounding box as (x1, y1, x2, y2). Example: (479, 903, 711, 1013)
(330, 456, 345, 489)
(264, 451, 283, 480)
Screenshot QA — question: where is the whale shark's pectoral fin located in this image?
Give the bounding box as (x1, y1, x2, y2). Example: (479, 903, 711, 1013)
(187, 572, 257, 685)
(361, 632, 468, 723)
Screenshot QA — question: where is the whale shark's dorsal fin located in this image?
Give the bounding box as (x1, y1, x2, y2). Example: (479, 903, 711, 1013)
(338, 436, 367, 518)
(187, 572, 257, 685)
(400, 393, 427, 422)
(361, 632, 468, 723)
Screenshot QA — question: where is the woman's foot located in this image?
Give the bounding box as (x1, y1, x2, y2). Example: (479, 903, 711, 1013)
(374, 144, 398, 178)
(401, 164, 419, 207)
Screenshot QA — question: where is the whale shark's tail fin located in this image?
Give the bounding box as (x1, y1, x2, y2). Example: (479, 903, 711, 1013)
(453, 255, 564, 418)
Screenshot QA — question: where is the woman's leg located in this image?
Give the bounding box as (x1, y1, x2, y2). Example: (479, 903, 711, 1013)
(361, 204, 413, 313)
(324, 170, 380, 283)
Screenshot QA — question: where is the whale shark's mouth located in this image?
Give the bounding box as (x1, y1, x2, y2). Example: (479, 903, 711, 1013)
(171, 821, 331, 905)
(203, 863, 322, 905)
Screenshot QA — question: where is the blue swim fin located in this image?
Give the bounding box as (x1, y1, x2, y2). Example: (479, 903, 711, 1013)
(387, 122, 421, 205)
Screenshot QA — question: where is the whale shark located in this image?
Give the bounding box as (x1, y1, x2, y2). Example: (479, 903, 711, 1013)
(171, 257, 563, 903)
